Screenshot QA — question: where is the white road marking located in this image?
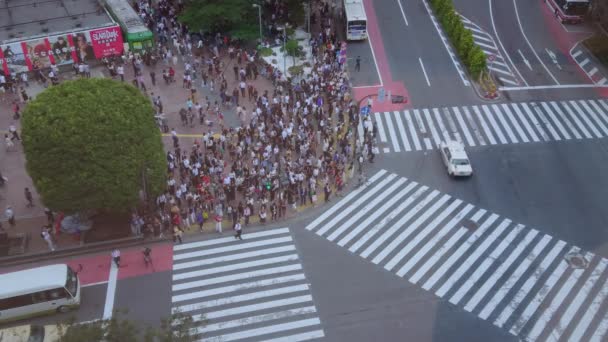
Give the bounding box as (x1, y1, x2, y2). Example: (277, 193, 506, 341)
(541, 102, 571, 140)
(569, 100, 603, 138)
(501, 103, 529, 143)
(549, 101, 582, 140)
(393, 111, 412, 151)
(396, 0, 409, 26)
(491, 104, 519, 143)
(103, 261, 119, 320)
(481, 105, 508, 144)
(404, 110, 422, 150)
(511, 103, 540, 142)
(588, 67, 599, 76)
(560, 101, 592, 139)
(493, 240, 567, 328)
(473, 105, 497, 145)
(374, 112, 388, 142)
(579, 58, 590, 67)
(383, 112, 401, 152)
(452, 107, 476, 146)
(490, 0, 528, 86)
(500, 84, 608, 91)
(419, 57, 431, 86)
(572, 50, 582, 58)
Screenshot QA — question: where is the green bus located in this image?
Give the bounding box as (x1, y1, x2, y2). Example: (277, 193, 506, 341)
(103, 0, 154, 51)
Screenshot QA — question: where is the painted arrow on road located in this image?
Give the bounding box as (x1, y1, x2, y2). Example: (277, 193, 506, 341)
(545, 48, 562, 70)
(518, 49, 532, 70)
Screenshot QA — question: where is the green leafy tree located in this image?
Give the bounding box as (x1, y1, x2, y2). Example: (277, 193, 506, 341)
(467, 46, 487, 78)
(179, 0, 258, 40)
(457, 29, 475, 61)
(21, 78, 166, 214)
(285, 39, 300, 65)
(56, 309, 197, 342)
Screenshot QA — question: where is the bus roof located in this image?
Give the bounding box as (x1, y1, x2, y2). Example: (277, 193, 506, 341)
(103, 0, 149, 33)
(0, 265, 69, 299)
(344, 0, 367, 22)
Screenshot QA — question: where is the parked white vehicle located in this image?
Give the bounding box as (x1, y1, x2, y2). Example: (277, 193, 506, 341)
(0, 264, 81, 323)
(439, 141, 473, 177)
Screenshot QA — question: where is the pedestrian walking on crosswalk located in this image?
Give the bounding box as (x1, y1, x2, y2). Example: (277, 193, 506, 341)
(234, 219, 243, 240)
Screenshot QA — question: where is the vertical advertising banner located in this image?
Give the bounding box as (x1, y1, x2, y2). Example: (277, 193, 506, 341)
(89, 26, 124, 58)
(0, 25, 124, 75)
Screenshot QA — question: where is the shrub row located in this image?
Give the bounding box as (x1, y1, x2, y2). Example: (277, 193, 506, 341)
(429, 0, 487, 78)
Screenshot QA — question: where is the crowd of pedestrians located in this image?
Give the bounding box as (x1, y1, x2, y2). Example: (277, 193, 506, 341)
(1, 0, 377, 249)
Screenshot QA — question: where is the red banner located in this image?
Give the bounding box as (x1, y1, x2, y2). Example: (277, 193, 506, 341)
(89, 26, 124, 58)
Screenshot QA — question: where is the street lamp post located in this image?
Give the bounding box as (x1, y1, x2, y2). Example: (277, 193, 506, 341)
(252, 4, 262, 42)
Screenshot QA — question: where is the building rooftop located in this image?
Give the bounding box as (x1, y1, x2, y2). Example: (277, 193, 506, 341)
(0, 0, 115, 43)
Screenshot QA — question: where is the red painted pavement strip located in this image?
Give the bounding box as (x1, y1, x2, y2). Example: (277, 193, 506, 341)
(1, 242, 174, 286)
(539, 0, 608, 97)
(357, 0, 412, 112)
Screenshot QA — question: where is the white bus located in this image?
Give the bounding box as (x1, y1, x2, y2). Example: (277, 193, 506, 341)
(0, 264, 81, 323)
(344, 0, 367, 40)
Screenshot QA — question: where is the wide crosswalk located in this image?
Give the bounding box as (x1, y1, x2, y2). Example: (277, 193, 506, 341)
(360, 99, 608, 153)
(171, 228, 325, 341)
(306, 169, 608, 341)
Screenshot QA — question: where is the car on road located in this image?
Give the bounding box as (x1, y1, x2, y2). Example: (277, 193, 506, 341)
(439, 141, 473, 177)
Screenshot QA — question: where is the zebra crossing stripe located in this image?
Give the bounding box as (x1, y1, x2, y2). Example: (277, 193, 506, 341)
(338, 182, 418, 247)
(435, 215, 507, 297)
(520, 102, 550, 141)
(572, 50, 583, 58)
(525, 252, 594, 341)
(473, 105, 498, 145)
(173, 245, 296, 271)
(174, 236, 293, 261)
(531, 103, 561, 141)
(305, 169, 387, 231)
(541, 102, 571, 140)
(383, 112, 401, 152)
(393, 111, 412, 151)
(463, 106, 486, 145)
(394, 199, 463, 277)
(179, 283, 311, 313)
(549, 101, 582, 140)
(452, 107, 476, 146)
(472, 33, 492, 43)
(588, 100, 608, 128)
(569, 100, 603, 138)
(491, 104, 518, 143)
(174, 228, 290, 251)
(316, 174, 397, 236)
(360, 186, 430, 258)
(580, 100, 608, 136)
(421, 210, 489, 291)
(561, 101, 593, 139)
(500, 104, 528, 143)
(482, 105, 508, 144)
(511, 103, 540, 142)
(200, 295, 313, 321)
(475, 40, 496, 50)
(195, 306, 318, 335)
(326, 178, 407, 242)
(198, 317, 321, 342)
(404, 110, 422, 151)
(414, 109, 433, 150)
(547, 259, 608, 341)
(173, 254, 299, 281)
(434, 108, 453, 142)
(590, 312, 608, 342)
(261, 330, 326, 342)
(349, 183, 425, 254)
(493, 240, 567, 328)
(173, 264, 302, 291)
(402, 204, 475, 281)
(499, 77, 519, 86)
(451, 223, 525, 307)
(374, 112, 388, 143)
(423, 108, 442, 147)
(371, 191, 442, 265)
(475, 232, 550, 318)
(569, 270, 608, 341)
(383, 194, 454, 271)
(509, 247, 579, 336)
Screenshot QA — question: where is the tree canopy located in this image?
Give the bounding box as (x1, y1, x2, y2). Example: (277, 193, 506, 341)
(179, 0, 259, 40)
(21, 78, 166, 213)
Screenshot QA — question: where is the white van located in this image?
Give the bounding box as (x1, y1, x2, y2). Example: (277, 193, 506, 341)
(0, 264, 81, 323)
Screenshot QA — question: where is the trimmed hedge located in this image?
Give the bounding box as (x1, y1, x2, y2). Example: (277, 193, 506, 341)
(430, 0, 487, 78)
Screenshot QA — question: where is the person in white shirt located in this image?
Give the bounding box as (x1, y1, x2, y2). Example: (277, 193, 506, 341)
(234, 219, 243, 240)
(111, 249, 121, 267)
